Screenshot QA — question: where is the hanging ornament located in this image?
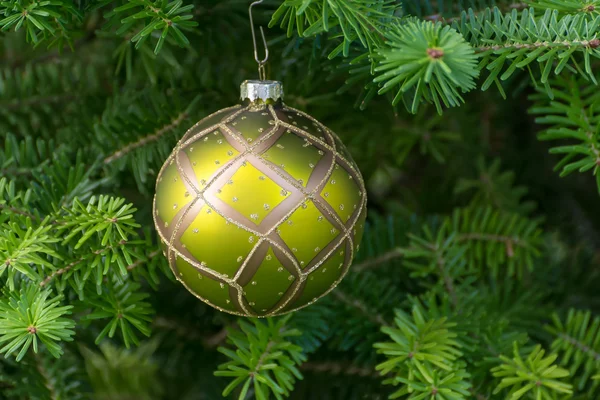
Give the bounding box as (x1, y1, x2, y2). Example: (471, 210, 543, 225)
(153, 0, 367, 317)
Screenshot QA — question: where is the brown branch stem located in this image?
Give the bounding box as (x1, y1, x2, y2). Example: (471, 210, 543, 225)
(352, 247, 405, 272)
(332, 289, 389, 326)
(103, 112, 188, 164)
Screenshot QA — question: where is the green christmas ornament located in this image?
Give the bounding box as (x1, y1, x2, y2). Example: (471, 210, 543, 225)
(153, 80, 367, 317)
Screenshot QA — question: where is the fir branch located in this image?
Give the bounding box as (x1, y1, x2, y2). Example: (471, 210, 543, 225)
(0, 286, 75, 362)
(127, 249, 161, 271)
(103, 111, 188, 164)
(546, 309, 600, 394)
(83, 281, 154, 348)
(331, 289, 390, 327)
(492, 342, 573, 398)
(454, 8, 600, 91)
(215, 316, 306, 399)
(530, 75, 600, 195)
(301, 361, 381, 378)
(352, 247, 405, 272)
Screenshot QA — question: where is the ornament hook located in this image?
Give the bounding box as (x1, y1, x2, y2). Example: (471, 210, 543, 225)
(249, 0, 269, 80)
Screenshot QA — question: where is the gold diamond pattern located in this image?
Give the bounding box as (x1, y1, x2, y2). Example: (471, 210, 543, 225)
(215, 162, 291, 224)
(261, 131, 323, 187)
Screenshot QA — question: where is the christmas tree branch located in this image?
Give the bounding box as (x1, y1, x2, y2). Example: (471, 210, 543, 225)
(332, 289, 390, 326)
(556, 332, 600, 361)
(475, 38, 600, 53)
(103, 111, 188, 164)
(301, 361, 381, 378)
(352, 247, 405, 272)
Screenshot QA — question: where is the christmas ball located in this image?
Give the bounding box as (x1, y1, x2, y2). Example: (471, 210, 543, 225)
(153, 80, 367, 317)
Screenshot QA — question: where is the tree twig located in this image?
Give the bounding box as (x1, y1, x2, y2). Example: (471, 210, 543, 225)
(352, 247, 405, 272)
(103, 112, 188, 164)
(332, 289, 390, 326)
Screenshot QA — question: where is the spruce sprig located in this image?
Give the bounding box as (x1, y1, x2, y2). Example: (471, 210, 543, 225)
(0, 286, 75, 361)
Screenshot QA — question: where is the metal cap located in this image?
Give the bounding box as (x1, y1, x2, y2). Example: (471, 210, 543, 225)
(240, 80, 283, 103)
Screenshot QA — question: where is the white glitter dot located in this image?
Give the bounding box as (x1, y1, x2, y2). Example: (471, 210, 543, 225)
(258, 128, 264, 133)
(292, 248, 298, 252)
(249, 236, 255, 243)
(198, 274, 203, 279)
(318, 150, 324, 155)
(276, 144, 285, 149)
(190, 147, 194, 152)
(251, 281, 257, 286)
(309, 163, 315, 169)
(339, 204, 345, 211)
(324, 192, 329, 197)
(173, 203, 178, 209)
(217, 139, 223, 144)
(259, 175, 265, 180)
(287, 220, 293, 225)
(250, 302, 255, 306)
(322, 268, 327, 273)
(266, 255, 272, 260)
(232, 197, 238, 202)
(219, 283, 225, 289)
(314, 247, 320, 252)
(227, 179, 233, 185)
(280, 189, 288, 196)
(184, 191, 190, 197)
(317, 216, 324, 221)
(263, 204, 270, 210)
(288, 276, 294, 281)
(330, 179, 336, 185)
(226, 299, 230, 303)
(277, 267, 284, 272)
(278, 292, 284, 296)
(237, 256, 243, 262)
(227, 150, 234, 156)
(203, 137, 209, 141)
(250, 214, 259, 220)
(241, 116, 247, 120)
(300, 261, 305, 266)
(331, 228, 337, 234)
(193, 228, 199, 234)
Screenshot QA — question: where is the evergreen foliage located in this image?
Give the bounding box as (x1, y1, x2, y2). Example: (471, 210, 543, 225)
(0, 0, 599, 399)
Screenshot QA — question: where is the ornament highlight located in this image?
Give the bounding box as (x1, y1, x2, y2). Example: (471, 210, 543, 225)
(153, 80, 367, 316)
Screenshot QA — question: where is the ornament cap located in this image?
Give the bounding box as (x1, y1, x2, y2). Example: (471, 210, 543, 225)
(240, 80, 283, 104)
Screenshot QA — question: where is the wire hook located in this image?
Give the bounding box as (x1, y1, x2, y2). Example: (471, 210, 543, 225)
(249, 0, 269, 79)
